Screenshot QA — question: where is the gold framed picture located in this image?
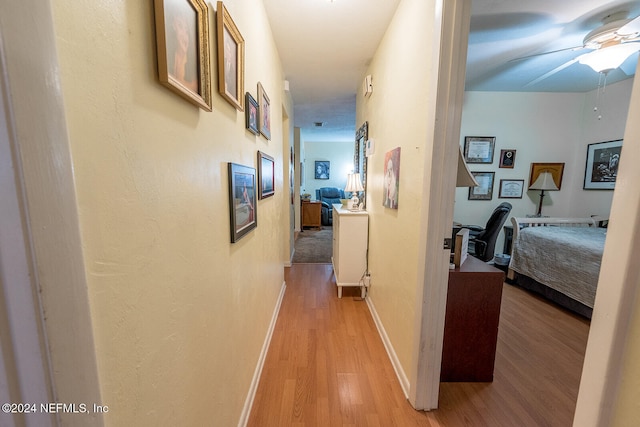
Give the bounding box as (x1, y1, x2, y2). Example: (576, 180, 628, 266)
(217, 1, 245, 110)
(529, 162, 565, 190)
(257, 82, 271, 140)
(153, 0, 212, 111)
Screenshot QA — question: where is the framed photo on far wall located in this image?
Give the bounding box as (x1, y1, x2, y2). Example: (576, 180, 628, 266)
(468, 171, 495, 200)
(228, 163, 257, 243)
(499, 179, 524, 199)
(153, 0, 212, 111)
(464, 136, 495, 164)
(315, 161, 330, 179)
(584, 139, 622, 190)
(257, 151, 275, 199)
(217, 1, 244, 110)
(499, 149, 516, 168)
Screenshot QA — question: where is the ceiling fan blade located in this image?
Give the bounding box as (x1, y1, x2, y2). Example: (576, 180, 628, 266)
(618, 15, 640, 36)
(524, 57, 580, 88)
(509, 45, 585, 62)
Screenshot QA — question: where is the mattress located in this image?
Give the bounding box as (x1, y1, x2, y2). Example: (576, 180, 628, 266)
(509, 226, 607, 308)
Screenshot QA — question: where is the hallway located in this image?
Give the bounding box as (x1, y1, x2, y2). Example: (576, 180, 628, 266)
(247, 264, 589, 426)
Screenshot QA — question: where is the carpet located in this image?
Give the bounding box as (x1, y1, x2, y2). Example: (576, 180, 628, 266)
(292, 227, 333, 263)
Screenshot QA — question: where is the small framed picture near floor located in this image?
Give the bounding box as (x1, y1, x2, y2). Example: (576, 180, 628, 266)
(499, 179, 524, 199)
(228, 163, 257, 243)
(468, 171, 495, 200)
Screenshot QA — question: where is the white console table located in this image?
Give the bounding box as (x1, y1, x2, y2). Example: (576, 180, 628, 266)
(331, 204, 368, 298)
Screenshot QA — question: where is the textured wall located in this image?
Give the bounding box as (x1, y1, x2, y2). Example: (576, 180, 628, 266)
(51, 0, 290, 425)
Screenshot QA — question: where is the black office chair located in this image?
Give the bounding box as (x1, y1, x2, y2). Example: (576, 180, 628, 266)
(463, 202, 512, 262)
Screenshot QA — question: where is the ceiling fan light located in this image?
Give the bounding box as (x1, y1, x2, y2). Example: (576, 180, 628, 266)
(578, 43, 640, 72)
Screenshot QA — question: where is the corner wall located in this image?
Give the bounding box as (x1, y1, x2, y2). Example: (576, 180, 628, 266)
(51, 0, 290, 425)
(356, 0, 439, 389)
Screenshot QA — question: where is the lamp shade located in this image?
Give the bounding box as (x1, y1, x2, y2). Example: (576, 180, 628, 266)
(345, 173, 364, 193)
(578, 43, 640, 73)
(529, 171, 559, 191)
(456, 146, 479, 187)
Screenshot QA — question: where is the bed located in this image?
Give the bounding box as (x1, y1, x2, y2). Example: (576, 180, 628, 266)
(508, 217, 607, 319)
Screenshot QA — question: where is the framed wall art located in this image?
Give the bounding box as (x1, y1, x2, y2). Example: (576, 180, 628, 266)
(315, 161, 330, 179)
(463, 136, 495, 164)
(584, 139, 622, 190)
(499, 149, 516, 168)
(529, 162, 565, 190)
(217, 1, 245, 110)
(498, 179, 524, 199)
(228, 163, 257, 243)
(257, 151, 275, 199)
(245, 92, 259, 134)
(257, 82, 271, 140)
(468, 171, 495, 200)
(382, 147, 401, 209)
(153, 0, 212, 111)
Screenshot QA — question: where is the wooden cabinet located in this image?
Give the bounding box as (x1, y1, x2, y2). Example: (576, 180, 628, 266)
(331, 204, 368, 298)
(301, 200, 322, 230)
(441, 256, 505, 382)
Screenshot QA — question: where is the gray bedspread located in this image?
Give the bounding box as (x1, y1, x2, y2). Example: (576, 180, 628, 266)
(509, 226, 607, 308)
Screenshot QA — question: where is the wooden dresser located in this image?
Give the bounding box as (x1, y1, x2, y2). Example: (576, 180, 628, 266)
(441, 256, 505, 382)
(301, 200, 322, 230)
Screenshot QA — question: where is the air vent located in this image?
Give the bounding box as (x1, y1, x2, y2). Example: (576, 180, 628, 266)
(314, 122, 325, 127)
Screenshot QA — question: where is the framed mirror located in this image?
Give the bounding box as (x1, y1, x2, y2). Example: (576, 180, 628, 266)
(354, 121, 368, 208)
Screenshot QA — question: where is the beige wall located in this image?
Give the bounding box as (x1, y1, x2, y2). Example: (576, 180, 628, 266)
(51, 0, 290, 425)
(357, 0, 438, 383)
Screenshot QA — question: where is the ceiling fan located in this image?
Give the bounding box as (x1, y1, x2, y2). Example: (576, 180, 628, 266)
(521, 11, 640, 88)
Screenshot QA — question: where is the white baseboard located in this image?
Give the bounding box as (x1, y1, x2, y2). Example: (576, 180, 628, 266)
(366, 296, 411, 399)
(237, 281, 287, 427)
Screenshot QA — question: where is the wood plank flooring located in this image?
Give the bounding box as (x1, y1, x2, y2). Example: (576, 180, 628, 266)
(247, 264, 590, 426)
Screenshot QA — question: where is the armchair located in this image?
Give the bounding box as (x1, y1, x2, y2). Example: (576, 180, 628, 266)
(463, 202, 512, 262)
(316, 187, 345, 225)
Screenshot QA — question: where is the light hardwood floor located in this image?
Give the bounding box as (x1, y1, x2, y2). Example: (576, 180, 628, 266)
(247, 264, 590, 426)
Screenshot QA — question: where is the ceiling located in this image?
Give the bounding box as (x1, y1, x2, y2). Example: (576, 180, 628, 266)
(263, 0, 639, 142)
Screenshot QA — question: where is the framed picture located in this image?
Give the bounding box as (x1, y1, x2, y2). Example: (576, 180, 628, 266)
(153, 0, 212, 111)
(383, 147, 401, 209)
(499, 179, 524, 198)
(499, 149, 516, 168)
(216, 1, 244, 110)
(464, 136, 495, 164)
(529, 162, 564, 190)
(584, 139, 622, 190)
(228, 163, 257, 243)
(245, 92, 259, 135)
(257, 82, 271, 140)
(468, 171, 495, 200)
(315, 161, 330, 179)
(257, 151, 275, 199)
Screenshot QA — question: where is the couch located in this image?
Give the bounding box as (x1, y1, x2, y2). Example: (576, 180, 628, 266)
(316, 187, 345, 226)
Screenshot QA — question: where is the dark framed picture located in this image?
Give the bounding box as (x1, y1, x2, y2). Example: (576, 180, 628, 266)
(258, 151, 275, 199)
(314, 161, 330, 179)
(217, 1, 244, 110)
(529, 162, 564, 190)
(468, 171, 495, 200)
(228, 163, 257, 243)
(584, 139, 622, 190)
(153, 0, 212, 111)
(245, 92, 259, 134)
(464, 136, 495, 164)
(499, 179, 524, 198)
(499, 149, 516, 168)
(257, 82, 271, 140)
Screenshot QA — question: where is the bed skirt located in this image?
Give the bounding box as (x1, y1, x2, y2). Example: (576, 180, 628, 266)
(508, 272, 593, 319)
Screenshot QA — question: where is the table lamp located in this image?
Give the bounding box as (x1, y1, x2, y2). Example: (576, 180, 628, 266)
(529, 171, 558, 216)
(345, 173, 364, 210)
